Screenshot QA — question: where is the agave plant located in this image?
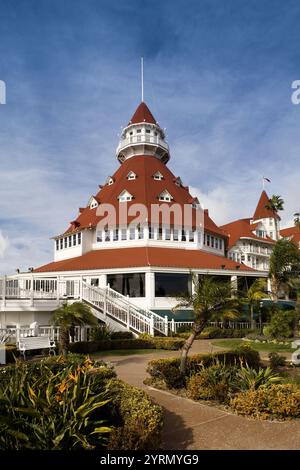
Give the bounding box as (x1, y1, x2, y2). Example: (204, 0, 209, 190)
(234, 363, 282, 392)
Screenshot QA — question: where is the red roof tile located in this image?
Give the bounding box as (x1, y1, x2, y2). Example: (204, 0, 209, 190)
(221, 218, 276, 249)
(280, 226, 300, 246)
(63, 155, 227, 238)
(253, 191, 280, 221)
(128, 102, 157, 125)
(34, 247, 253, 273)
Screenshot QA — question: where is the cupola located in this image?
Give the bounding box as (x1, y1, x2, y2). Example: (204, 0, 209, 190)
(116, 102, 170, 164)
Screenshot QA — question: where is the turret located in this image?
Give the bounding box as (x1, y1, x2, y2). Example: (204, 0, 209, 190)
(116, 102, 170, 164)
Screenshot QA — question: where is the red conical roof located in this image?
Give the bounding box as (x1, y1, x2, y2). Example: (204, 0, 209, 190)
(253, 191, 280, 221)
(62, 155, 227, 238)
(128, 102, 157, 125)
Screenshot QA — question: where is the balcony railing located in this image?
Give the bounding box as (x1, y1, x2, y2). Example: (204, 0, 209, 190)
(116, 134, 169, 153)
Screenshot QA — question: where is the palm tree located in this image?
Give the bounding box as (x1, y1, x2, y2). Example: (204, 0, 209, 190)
(245, 279, 269, 328)
(287, 278, 300, 337)
(265, 195, 284, 238)
(269, 239, 300, 301)
(265, 195, 284, 213)
(51, 302, 98, 356)
(173, 275, 240, 375)
(294, 212, 300, 229)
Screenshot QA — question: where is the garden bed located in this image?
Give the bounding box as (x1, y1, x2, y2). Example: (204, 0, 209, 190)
(145, 345, 300, 421)
(0, 354, 163, 450)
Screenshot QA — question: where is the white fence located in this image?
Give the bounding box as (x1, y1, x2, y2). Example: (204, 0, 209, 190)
(0, 325, 94, 344)
(168, 320, 258, 334)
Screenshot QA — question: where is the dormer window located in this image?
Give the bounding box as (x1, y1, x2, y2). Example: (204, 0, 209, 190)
(153, 171, 164, 181)
(191, 197, 200, 209)
(127, 171, 137, 180)
(106, 176, 114, 186)
(118, 190, 133, 202)
(159, 190, 173, 202)
(88, 196, 99, 209)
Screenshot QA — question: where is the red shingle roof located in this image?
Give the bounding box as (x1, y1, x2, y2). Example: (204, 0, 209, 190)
(253, 191, 280, 221)
(280, 226, 300, 246)
(34, 247, 253, 273)
(221, 218, 276, 249)
(63, 155, 227, 238)
(128, 102, 157, 125)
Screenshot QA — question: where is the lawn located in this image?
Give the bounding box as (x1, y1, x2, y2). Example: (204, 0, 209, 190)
(211, 338, 293, 353)
(92, 348, 161, 357)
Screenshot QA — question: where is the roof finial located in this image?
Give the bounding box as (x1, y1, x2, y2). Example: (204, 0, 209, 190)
(141, 57, 144, 102)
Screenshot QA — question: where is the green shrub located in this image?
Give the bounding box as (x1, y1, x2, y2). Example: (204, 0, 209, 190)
(152, 337, 184, 350)
(147, 345, 260, 380)
(230, 384, 300, 419)
(233, 365, 281, 391)
(268, 352, 286, 368)
(69, 337, 184, 354)
(187, 361, 237, 403)
(263, 310, 295, 339)
(3, 344, 18, 363)
(160, 365, 186, 389)
(90, 325, 112, 341)
(107, 379, 163, 450)
(199, 327, 253, 339)
(111, 331, 133, 340)
(0, 357, 112, 449)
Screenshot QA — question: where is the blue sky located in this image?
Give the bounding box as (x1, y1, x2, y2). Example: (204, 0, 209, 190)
(0, 0, 300, 274)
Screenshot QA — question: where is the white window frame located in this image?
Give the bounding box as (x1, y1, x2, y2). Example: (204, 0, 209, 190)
(158, 190, 173, 202)
(118, 190, 133, 202)
(127, 171, 137, 180)
(153, 171, 164, 181)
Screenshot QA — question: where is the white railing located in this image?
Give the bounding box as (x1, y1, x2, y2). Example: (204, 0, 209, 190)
(168, 320, 257, 334)
(82, 282, 167, 336)
(117, 134, 169, 152)
(0, 325, 94, 344)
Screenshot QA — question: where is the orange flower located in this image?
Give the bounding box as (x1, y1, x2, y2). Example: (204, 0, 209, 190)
(57, 380, 68, 394)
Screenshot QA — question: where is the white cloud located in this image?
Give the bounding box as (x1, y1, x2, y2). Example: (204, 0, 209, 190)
(0, 231, 9, 258)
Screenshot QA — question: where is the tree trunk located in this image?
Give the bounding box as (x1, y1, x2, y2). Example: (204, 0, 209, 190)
(180, 320, 206, 375)
(293, 294, 300, 338)
(59, 328, 70, 357)
(250, 304, 255, 329)
(270, 276, 279, 302)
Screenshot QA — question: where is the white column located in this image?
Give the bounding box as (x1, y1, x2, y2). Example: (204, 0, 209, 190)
(145, 272, 155, 309)
(164, 315, 169, 336)
(126, 295, 130, 330)
(267, 278, 272, 294)
(144, 225, 149, 241)
(56, 276, 61, 303)
(231, 275, 238, 295)
(99, 274, 107, 288)
(30, 274, 34, 306)
(2, 275, 6, 308)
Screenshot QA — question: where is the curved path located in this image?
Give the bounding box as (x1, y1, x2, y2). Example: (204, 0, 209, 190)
(98, 340, 300, 450)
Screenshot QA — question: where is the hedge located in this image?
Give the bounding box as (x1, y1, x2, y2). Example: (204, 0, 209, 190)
(230, 384, 300, 419)
(107, 379, 163, 450)
(69, 337, 184, 354)
(146, 345, 260, 379)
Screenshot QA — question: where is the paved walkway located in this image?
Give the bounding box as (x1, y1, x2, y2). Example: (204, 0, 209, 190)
(98, 340, 300, 450)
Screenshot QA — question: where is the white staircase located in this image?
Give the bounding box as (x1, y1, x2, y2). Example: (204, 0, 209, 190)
(81, 282, 168, 336)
